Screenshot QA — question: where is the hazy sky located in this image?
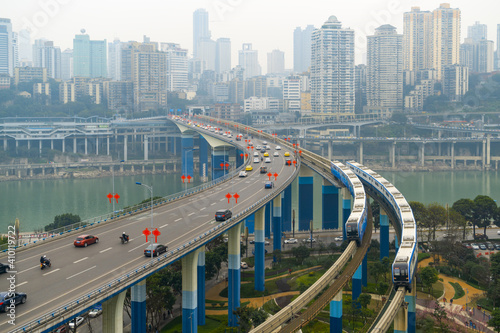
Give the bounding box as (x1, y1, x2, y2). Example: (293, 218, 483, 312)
(3, 0, 500, 70)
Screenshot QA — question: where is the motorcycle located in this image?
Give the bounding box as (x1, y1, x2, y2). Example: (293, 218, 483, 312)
(40, 259, 51, 270)
(119, 235, 129, 244)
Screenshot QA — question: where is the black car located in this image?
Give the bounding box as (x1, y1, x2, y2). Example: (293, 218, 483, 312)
(260, 166, 267, 174)
(215, 209, 232, 221)
(0, 292, 27, 312)
(144, 244, 167, 257)
(0, 263, 9, 274)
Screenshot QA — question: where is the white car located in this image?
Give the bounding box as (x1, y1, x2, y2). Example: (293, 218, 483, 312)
(472, 244, 479, 250)
(253, 157, 260, 163)
(238, 171, 247, 177)
(273, 152, 279, 157)
(241, 262, 248, 269)
(264, 158, 271, 163)
(88, 306, 102, 318)
(69, 317, 84, 328)
(275, 145, 281, 150)
(334, 236, 343, 241)
(284, 238, 298, 244)
(256, 145, 262, 150)
(302, 238, 316, 243)
(263, 141, 268, 145)
(253, 152, 259, 157)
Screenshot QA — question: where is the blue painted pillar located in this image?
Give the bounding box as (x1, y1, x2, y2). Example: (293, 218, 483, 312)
(273, 195, 282, 261)
(406, 279, 416, 333)
(102, 290, 127, 333)
(265, 201, 271, 239)
(197, 246, 206, 326)
(322, 180, 339, 230)
(236, 149, 244, 168)
(182, 133, 194, 177)
(329, 289, 343, 333)
(228, 223, 242, 327)
(199, 136, 208, 178)
(395, 233, 399, 251)
(211, 149, 228, 180)
(182, 248, 202, 333)
(298, 167, 314, 231)
(131, 280, 146, 333)
(245, 214, 255, 234)
(342, 188, 351, 240)
(352, 264, 362, 302)
(362, 253, 368, 287)
(254, 208, 266, 292)
(394, 303, 408, 333)
(380, 209, 389, 260)
(282, 185, 292, 232)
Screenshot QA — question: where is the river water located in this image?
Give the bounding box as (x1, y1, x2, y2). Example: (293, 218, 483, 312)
(1, 170, 499, 233)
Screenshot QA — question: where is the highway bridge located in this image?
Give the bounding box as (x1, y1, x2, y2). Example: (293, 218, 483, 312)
(1, 116, 417, 333)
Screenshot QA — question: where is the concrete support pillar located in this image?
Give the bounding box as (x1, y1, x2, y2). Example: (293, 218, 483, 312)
(362, 253, 367, 287)
(419, 143, 425, 167)
(30, 169, 33, 177)
(451, 142, 455, 169)
(85, 137, 88, 155)
(380, 209, 389, 260)
(197, 246, 206, 326)
(298, 167, 314, 231)
(199, 137, 208, 177)
(394, 302, 408, 333)
(254, 208, 266, 291)
(50, 139, 53, 150)
(62, 139, 65, 153)
(228, 223, 242, 327)
(42, 168, 45, 176)
(211, 149, 228, 180)
(28, 140, 31, 150)
(487, 135, 491, 167)
(282, 185, 292, 232)
(482, 139, 486, 169)
(328, 140, 333, 160)
(322, 180, 339, 230)
(181, 133, 194, 177)
(359, 142, 363, 164)
(96, 137, 99, 155)
(352, 264, 362, 302)
(102, 290, 127, 333)
(124, 135, 128, 162)
(73, 138, 76, 154)
(107, 136, 110, 156)
(39, 140, 42, 156)
(144, 136, 148, 161)
(272, 195, 282, 260)
(131, 280, 146, 333)
(3, 138, 6, 151)
(391, 142, 396, 168)
(182, 247, 202, 333)
(405, 279, 416, 333)
(341, 188, 351, 240)
(329, 289, 343, 333)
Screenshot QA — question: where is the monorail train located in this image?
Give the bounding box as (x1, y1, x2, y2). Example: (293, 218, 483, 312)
(347, 161, 417, 292)
(330, 161, 368, 246)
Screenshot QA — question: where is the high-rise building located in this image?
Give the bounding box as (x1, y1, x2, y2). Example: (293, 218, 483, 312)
(33, 39, 61, 79)
(198, 37, 216, 71)
(103, 81, 134, 112)
(496, 24, 500, 70)
(245, 76, 267, 98)
(432, 4, 461, 80)
(443, 65, 468, 101)
(311, 16, 355, 115)
(468, 21, 487, 42)
(193, 9, 210, 58)
(18, 29, 32, 64)
(61, 49, 73, 80)
(12, 32, 19, 70)
(73, 32, 107, 78)
(108, 39, 122, 81)
(267, 50, 285, 74)
(14, 67, 47, 85)
(161, 43, 188, 92)
(238, 44, 261, 79)
(216, 38, 231, 74)
(0, 18, 13, 75)
(366, 25, 403, 113)
(461, 38, 495, 73)
(293, 25, 315, 73)
(282, 75, 301, 111)
(403, 7, 433, 71)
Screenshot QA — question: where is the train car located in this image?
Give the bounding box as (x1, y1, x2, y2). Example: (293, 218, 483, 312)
(346, 161, 417, 291)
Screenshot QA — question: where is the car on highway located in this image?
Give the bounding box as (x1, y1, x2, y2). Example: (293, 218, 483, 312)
(256, 145, 262, 150)
(246, 165, 253, 171)
(260, 166, 267, 174)
(68, 317, 84, 329)
(263, 141, 268, 145)
(241, 262, 248, 269)
(249, 240, 255, 244)
(334, 236, 343, 241)
(144, 244, 167, 257)
(284, 152, 290, 157)
(302, 237, 316, 243)
(238, 171, 247, 177)
(263, 152, 269, 157)
(284, 238, 298, 244)
(88, 305, 102, 318)
(275, 145, 281, 150)
(260, 148, 266, 153)
(74, 235, 99, 247)
(264, 240, 270, 245)
(248, 142, 253, 146)
(264, 181, 274, 189)
(0, 291, 27, 312)
(253, 152, 259, 157)
(215, 209, 232, 221)
(497, 230, 500, 235)
(264, 158, 271, 163)
(273, 152, 279, 157)
(253, 158, 260, 163)
(285, 159, 292, 166)
(0, 263, 9, 274)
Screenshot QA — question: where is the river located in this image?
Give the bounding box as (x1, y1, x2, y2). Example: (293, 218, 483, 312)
(1, 170, 499, 233)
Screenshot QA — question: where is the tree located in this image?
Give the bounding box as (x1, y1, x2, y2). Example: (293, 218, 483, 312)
(327, 242, 339, 254)
(448, 209, 468, 240)
(420, 266, 439, 294)
(390, 113, 408, 124)
(473, 195, 497, 235)
(369, 262, 386, 285)
(234, 306, 269, 331)
(358, 293, 371, 308)
(381, 257, 392, 283)
(432, 301, 448, 332)
(291, 245, 310, 265)
(377, 281, 389, 295)
(425, 203, 447, 240)
(409, 201, 427, 240)
(489, 309, 500, 333)
(371, 201, 380, 232)
(146, 271, 177, 330)
(45, 213, 81, 231)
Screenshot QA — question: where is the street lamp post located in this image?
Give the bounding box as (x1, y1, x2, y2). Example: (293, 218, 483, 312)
(112, 160, 125, 214)
(136, 182, 154, 264)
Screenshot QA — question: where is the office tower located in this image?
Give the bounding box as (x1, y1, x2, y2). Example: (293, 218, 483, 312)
(61, 49, 73, 80)
(366, 25, 403, 113)
(198, 37, 216, 71)
(33, 39, 61, 79)
(216, 38, 231, 74)
(311, 16, 355, 115)
(73, 31, 107, 78)
(161, 43, 188, 91)
(432, 4, 461, 80)
(283, 75, 301, 111)
(293, 25, 315, 73)
(403, 7, 433, 71)
(193, 9, 210, 58)
(108, 39, 122, 81)
(238, 44, 261, 79)
(468, 21, 487, 42)
(267, 49, 285, 74)
(12, 32, 19, 69)
(18, 29, 32, 63)
(245, 76, 267, 98)
(0, 18, 13, 75)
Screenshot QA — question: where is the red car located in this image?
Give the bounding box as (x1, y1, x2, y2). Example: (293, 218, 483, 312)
(74, 235, 99, 247)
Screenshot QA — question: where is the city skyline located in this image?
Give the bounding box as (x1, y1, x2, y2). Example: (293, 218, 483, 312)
(3, 0, 500, 71)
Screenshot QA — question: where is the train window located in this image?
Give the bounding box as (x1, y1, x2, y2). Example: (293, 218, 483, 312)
(394, 268, 400, 276)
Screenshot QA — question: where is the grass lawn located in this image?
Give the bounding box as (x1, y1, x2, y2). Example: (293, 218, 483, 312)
(449, 282, 465, 300)
(302, 319, 330, 332)
(161, 315, 228, 333)
(262, 299, 281, 314)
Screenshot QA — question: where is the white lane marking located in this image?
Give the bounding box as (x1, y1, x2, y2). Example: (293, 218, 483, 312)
(199, 215, 209, 218)
(43, 268, 60, 276)
(175, 218, 182, 222)
(99, 247, 112, 254)
(16, 281, 27, 287)
(220, 198, 225, 201)
(18, 266, 37, 274)
(188, 212, 195, 216)
(128, 242, 148, 252)
(200, 207, 206, 211)
(211, 202, 217, 205)
(73, 257, 88, 264)
(66, 266, 97, 280)
(159, 224, 169, 229)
